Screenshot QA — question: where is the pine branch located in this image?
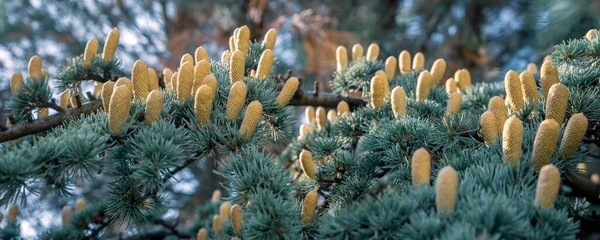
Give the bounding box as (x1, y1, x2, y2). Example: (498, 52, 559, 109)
(37, 99, 65, 113)
(289, 89, 366, 109)
(0, 86, 364, 143)
(0, 99, 102, 142)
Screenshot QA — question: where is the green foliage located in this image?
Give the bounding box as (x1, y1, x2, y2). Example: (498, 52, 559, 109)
(0, 33, 295, 238)
(3, 24, 600, 240)
(331, 58, 384, 97)
(266, 33, 600, 239)
(55, 54, 121, 92)
(7, 76, 54, 122)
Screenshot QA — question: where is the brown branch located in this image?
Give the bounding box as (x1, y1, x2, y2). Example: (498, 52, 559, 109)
(0, 100, 102, 142)
(289, 89, 366, 109)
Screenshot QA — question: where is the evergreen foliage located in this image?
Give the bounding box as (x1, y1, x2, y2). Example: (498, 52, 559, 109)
(1, 25, 600, 240)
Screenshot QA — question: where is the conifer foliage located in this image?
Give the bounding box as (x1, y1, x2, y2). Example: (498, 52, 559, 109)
(1, 25, 600, 239)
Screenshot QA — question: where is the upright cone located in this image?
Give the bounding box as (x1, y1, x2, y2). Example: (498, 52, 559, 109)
(10, 73, 23, 95)
(416, 71, 432, 102)
(62, 206, 72, 227)
(238, 101, 263, 140)
(445, 78, 458, 95)
(366, 43, 379, 60)
(399, 50, 411, 73)
(221, 50, 231, 64)
(212, 215, 222, 236)
(411, 148, 431, 185)
(163, 68, 173, 86)
(327, 109, 337, 123)
(171, 72, 178, 91)
(235, 26, 250, 54)
(197, 228, 207, 240)
(108, 86, 132, 135)
(435, 166, 458, 215)
(75, 199, 86, 212)
(229, 50, 246, 84)
(219, 201, 231, 222)
(145, 90, 163, 127)
(301, 190, 318, 224)
(316, 107, 327, 129)
(534, 164, 560, 208)
(263, 28, 277, 49)
(201, 74, 218, 96)
(192, 60, 211, 95)
(488, 96, 507, 136)
(385, 56, 397, 80)
(131, 60, 149, 100)
(195, 85, 215, 125)
(147, 68, 159, 91)
(454, 69, 471, 89)
(83, 39, 98, 69)
(300, 150, 316, 179)
(257, 49, 274, 80)
(445, 92, 462, 116)
(430, 59, 446, 85)
(337, 101, 350, 116)
(558, 113, 588, 159)
(28, 55, 42, 80)
(519, 71, 539, 104)
(277, 77, 299, 106)
(195, 46, 208, 63)
(305, 106, 316, 123)
(211, 190, 222, 202)
(101, 81, 116, 113)
(480, 111, 498, 144)
(391, 86, 406, 118)
(336, 46, 348, 73)
(370, 75, 386, 108)
(531, 119, 561, 171)
(504, 70, 524, 112)
(230, 204, 244, 233)
(7, 204, 18, 224)
(502, 116, 523, 166)
(545, 83, 569, 124)
(225, 82, 247, 120)
(102, 28, 120, 62)
(177, 62, 194, 102)
(180, 53, 194, 66)
(352, 44, 363, 60)
(540, 61, 559, 100)
(412, 52, 424, 71)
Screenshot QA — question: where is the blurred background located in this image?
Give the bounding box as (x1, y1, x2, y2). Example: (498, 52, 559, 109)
(1, 0, 599, 238)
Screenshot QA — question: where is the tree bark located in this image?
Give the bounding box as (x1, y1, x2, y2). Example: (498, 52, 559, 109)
(0, 100, 102, 142)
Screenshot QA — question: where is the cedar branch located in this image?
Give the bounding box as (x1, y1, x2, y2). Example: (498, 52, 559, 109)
(289, 90, 366, 109)
(0, 100, 102, 142)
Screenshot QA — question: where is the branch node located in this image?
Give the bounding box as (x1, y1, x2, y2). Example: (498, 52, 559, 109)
(75, 95, 82, 108)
